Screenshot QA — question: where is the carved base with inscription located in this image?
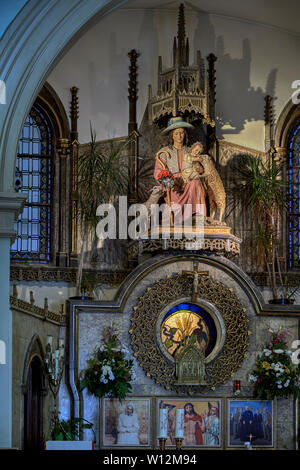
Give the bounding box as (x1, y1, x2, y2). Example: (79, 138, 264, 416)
(128, 225, 242, 261)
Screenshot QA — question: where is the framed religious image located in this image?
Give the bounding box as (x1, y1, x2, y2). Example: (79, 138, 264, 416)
(227, 399, 275, 448)
(155, 397, 223, 448)
(101, 397, 152, 448)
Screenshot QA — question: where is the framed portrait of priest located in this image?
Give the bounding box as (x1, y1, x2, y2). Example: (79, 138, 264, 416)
(100, 397, 152, 448)
(156, 397, 223, 448)
(227, 399, 275, 448)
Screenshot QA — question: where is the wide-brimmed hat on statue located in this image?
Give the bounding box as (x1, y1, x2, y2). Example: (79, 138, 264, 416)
(161, 116, 194, 135)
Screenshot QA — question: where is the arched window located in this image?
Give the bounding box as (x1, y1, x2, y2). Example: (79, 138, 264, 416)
(11, 105, 53, 262)
(287, 119, 300, 269)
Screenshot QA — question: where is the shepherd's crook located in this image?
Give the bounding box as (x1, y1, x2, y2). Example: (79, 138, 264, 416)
(155, 150, 174, 226)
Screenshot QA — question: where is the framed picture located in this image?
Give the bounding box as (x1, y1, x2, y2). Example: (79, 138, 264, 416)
(101, 397, 152, 448)
(227, 399, 275, 448)
(155, 397, 223, 448)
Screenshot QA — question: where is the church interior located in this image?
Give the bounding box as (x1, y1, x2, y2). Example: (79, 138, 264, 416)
(1, 0, 300, 451)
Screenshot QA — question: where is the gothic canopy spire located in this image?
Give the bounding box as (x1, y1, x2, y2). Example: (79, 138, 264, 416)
(148, 2, 216, 126)
(176, 3, 188, 66)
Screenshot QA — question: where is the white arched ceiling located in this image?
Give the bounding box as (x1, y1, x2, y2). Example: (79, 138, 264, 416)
(0, 0, 128, 192)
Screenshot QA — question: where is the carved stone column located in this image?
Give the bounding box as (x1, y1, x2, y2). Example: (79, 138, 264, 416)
(207, 53, 217, 154)
(128, 50, 140, 205)
(56, 138, 71, 266)
(69, 87, 79, 267)
(264, 95, 274, 152)
(0, 192, 26, 447)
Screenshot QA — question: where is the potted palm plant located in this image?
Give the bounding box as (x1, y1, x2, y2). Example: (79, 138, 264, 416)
(73, 125, 130, 297)
(230, 152, 291, 303)
(45, 417, 95, 450)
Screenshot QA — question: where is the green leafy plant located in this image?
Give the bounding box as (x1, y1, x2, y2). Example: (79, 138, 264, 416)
(75, 125, 130, 296)
(248, 327, 300, 399)
(80, 272, 104, 299)
(80, 322, 134, 400)
(229, 152, 287, 300)
(51, 417, 93, 441)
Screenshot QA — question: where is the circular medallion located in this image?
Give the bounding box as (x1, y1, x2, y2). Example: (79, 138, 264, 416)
(129, 272, 249, 392)
(161, 305, 214, 357)
(157, 299, 226, 365)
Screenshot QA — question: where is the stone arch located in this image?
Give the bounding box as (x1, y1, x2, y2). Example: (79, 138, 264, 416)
(21, 335, 47, 450)
(0, 0, 128, 192)
(36, 82, 70, 140)
(21, 334, 45, 389)
(274, 98, 300, 151)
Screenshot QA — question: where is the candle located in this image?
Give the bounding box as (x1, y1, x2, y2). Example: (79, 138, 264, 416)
(234, 380, 241, 390)
(159, 409, 168, 438)
(175, 409, 184, 438)
(234, 380, 241, 395)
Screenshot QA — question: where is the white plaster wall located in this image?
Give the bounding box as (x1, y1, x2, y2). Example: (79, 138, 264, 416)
(48, 7, 300, 151)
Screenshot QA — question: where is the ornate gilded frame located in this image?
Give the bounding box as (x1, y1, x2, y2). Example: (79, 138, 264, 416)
(130, 272, 249, 393)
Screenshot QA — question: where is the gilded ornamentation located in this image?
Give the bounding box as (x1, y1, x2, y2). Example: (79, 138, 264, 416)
(175, 342, 207, 385)
(130, 273, 249, 393)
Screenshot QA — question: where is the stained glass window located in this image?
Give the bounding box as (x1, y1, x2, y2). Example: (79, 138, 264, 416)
(11, 106, 52, 262)
(288, 121, 300, 269)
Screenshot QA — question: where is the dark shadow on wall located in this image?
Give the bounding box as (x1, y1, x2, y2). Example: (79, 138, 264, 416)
(88, 29, 127, 138)
(87, 9, 159, 140)
(191, 9, 277, 139)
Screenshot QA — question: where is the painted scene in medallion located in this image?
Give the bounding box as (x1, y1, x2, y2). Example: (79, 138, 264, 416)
(160, 303, 217, 358)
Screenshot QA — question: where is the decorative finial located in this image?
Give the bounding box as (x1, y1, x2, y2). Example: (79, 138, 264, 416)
(177, 3, 186, 66)
(70, 87, 79, 137)
(178, 3, 185, 41)
(264, 95, 273, 126)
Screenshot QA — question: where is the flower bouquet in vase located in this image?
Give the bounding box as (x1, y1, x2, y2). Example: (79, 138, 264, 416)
(80, 323, 134, 400)
(249, 326, 300, 399)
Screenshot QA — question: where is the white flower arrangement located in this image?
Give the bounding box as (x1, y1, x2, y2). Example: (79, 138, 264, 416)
(80, 323, 134, 399)
(249, 327, 300, 399)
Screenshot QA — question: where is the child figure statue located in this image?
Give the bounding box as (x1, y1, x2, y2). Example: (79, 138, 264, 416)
(182, 142, 226, 225)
